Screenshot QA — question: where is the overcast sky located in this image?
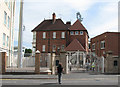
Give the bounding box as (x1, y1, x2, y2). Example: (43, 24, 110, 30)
(14, 0, 119, 49)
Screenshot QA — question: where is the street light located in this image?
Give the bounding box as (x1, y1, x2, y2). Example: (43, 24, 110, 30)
(18, 0, 23, 68)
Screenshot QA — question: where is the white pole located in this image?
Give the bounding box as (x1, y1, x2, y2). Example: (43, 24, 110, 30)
(66, 54, 69, 74)
(18, 0, 23, 68)
(102, 56, 104, 73)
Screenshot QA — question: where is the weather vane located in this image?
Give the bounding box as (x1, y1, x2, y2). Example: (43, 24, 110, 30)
(76, 12, 83, 22)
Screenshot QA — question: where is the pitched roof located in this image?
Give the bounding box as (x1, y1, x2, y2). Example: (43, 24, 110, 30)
(69, 19, 87, 31)
(65, 39, 85, 51)
(32, 19, 68, 31)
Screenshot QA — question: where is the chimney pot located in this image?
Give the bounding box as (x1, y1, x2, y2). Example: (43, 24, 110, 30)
(52, 13, 56, 24)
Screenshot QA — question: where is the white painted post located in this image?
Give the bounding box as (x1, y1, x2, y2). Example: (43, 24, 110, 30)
(0, 53, 1, 73)
(83, 53, 86, 68)
(52, 53, 55, 74)
(77, 51, 79, 65)
(66, 54, 69, 74)
(102, 56, 104, 73)
(47, 53, 51, 69)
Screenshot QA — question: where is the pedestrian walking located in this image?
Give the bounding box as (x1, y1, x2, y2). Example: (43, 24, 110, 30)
(57, 63, 63, 84)
(92, 62, 95, 71)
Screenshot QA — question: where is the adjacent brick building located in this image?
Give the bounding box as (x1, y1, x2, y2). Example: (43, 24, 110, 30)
(91, 32, 120, 57)
(91, 32, 120, 73)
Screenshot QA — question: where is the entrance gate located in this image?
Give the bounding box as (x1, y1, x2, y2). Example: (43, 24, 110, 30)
(66, 51, 86, 72)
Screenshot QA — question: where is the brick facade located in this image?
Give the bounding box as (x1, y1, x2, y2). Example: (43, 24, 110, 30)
(91, 32, 120, 57)
(68, 31, 89, 52)
(91, 32, 120, 73)
(36, 31, 67, 53)
(32, 13, 89, 67)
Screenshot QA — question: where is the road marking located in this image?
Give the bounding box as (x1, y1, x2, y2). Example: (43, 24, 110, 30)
(0, 79, 24, 80)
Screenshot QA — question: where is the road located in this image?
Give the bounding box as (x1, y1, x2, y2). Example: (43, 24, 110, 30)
(0, 71, 119, 87)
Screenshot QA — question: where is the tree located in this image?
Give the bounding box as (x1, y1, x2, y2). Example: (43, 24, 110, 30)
(25, 49, 32, 53)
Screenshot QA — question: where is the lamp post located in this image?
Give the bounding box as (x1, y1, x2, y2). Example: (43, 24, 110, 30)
(18, 0, 23, 68)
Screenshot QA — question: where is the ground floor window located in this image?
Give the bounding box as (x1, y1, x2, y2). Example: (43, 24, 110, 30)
(114, 60, 118, 66)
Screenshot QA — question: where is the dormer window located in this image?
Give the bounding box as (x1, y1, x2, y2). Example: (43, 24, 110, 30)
(70, 31, 74, 35)
(80, 31, 83, 35)
(75, 31, 79, 35)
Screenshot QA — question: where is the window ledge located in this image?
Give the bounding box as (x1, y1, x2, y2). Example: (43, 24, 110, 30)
(101, 48, 105, 49)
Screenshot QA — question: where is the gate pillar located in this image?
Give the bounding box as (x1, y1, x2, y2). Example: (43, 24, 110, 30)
(35, 50, 40, 74)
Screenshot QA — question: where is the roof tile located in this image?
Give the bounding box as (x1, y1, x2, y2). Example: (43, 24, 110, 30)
(65, 39, 85, 51)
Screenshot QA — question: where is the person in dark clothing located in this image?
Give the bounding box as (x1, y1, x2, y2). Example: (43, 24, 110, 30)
(57, 63, 63, 84)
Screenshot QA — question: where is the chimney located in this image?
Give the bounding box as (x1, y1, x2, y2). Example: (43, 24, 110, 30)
(52, 13, 56, 24)
(66, 21, 71, 28)
(66, 21, 71, 25)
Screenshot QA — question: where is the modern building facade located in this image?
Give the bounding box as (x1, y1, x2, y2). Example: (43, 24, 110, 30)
(0, 1, 16, 67)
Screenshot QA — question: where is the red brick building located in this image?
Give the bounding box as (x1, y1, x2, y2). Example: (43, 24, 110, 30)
(32, 13, 89, 67)
(91, 32, 120, 57)
(32, 13, 89, 53)
(67, 19, 89, 52)
(91, 32, 120, 73)
(32, 13, 70, 53)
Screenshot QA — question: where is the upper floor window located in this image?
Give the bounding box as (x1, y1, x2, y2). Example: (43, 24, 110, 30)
(43, 32, 46, 39)
(3, 33, 6, 46)
(4, 11, 7, 25)
(75, 31, 79, 35)
(70, 31, 74, 35)
(80, 31, 83, 35)
(7, 36, 9, 47)
(53, 32, 56, 39)
(8, 16, 10, 28)
(100, 41, 105, 49)
(61, 32, 65, 38)
(42, 45, 45, 52)
(8, 1, 10, 9)
(92, 43, 95, 50)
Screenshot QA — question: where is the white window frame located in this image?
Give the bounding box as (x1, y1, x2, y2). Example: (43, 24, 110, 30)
(80, 31, 83, 35)
(43, 32, 46, 39)
(100, 41, 105, 49)
(42, 45, 45, 52)
(61, 32, 65, 38)
(53, 32, 56, 39)
(70, 31, 74, 35)
(7, 36, 9, 47)
(75, 31, 79, 35)
(3, 33, 6, 46)
(4, 11, 7, 25)
(8, 16, 10, 28)
(92, 43, 95, 50)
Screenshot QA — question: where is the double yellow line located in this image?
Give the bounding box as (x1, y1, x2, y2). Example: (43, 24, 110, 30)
(0, 79, 24, 80)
